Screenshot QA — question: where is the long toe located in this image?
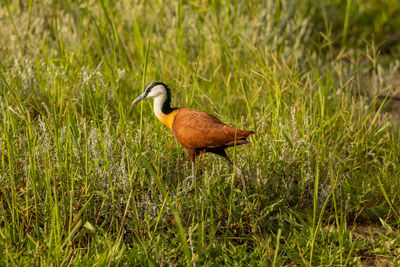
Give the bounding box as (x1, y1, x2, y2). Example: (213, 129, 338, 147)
(183, 175, 194, 185)
(177, 176, 196, 196)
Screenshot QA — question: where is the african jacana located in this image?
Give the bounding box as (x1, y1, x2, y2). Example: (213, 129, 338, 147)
(132, 82, 254, 193)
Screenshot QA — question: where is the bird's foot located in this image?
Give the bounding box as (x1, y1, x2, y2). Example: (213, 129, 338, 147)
(183, 175, 194, 185)
(177, 185, 196, 196)
(177, 176, 196, 196)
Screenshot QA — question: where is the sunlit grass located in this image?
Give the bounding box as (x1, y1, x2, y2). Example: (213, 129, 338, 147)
(1, 0, 399, 265)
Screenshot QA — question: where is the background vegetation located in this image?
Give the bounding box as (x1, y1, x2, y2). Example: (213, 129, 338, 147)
(1, 0, 399, 265)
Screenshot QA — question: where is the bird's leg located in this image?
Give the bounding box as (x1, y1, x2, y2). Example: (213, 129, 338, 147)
(222, 154, 248, 196)
(183, 163, 195, 186)
(192, 161, 195, 185)
(179, 160, 195, 196)
(182, 148, 197, 186)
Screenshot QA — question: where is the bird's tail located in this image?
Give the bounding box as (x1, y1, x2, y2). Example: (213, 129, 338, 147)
(237, 129, 255, 138)
(225, 129, 254, 146)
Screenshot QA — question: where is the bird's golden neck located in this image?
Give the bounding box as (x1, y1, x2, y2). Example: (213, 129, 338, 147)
(153, 93, 178, 129)
(157, 109, 179, 129)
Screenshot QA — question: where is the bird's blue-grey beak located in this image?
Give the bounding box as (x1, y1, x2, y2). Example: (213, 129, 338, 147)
(132, 93, 146, 105)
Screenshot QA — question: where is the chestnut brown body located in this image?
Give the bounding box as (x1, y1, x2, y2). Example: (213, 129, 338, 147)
(171, 107, 254, 162)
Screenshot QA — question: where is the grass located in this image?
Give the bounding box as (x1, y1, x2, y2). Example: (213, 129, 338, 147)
(1, 0, 400, 265)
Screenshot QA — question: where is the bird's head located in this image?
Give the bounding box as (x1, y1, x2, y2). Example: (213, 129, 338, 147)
(132, 82, 171, 105)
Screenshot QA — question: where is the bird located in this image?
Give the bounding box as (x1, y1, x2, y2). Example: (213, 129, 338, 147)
(132, 82, 254, 194)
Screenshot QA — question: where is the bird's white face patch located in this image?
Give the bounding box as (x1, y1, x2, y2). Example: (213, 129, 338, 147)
(146, 85, 165, 99)
(146, 84, 168, 121)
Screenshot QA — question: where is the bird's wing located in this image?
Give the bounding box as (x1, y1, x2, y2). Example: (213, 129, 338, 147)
(172, 108, 251, 149)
